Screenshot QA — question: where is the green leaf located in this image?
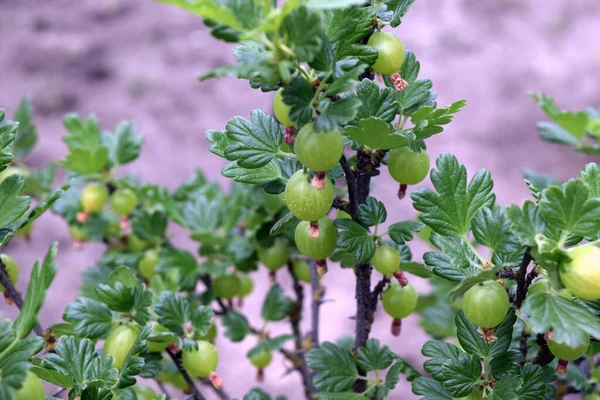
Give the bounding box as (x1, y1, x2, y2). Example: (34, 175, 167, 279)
(539, 179, 600, 237)
(518, 364, 555, 400)
(64, 297, 113, 339)
(62, 114, 110, 174)
(261, 284, 293, 322)
(412, 153, 495, 237)
(530, 92, 560, 120)
(105, 121, 143, 165)
(325, 7, 376, 64)
(345, 118, 408, 150)
(0, 174, 31, 230)
(191, 306, 214, 337)
(154, 0, 243, 31)
(422, 340, 462, 381)
(23, 162, 58, 197)
(489, 350, 521, 380)
(282, 6, 322, 62)
(388, 220, 424, 244)
(505, 201, 546, 247)
(412, 377, 452, 399)
(580, 163, 600, 198)
(247, 335, 295, 358)
(184, 196, 222, 235)
(487, 375, 521, 400)
(391, 51, 435, 115)
(270, 212, 298, 236)
(356, 339, 394, 372)
(521, 292, 600, 348)
(155, 292, 190, 335)
(410, 100, 466, 141)
(222, 310, 250, 342)
(42, 336, 118, 389)
(156, 247, 199, 291)
(385, 0, 417, 27)
(352, 79, 399, 124)
(0, 336, 43, 394)
(555, 111, 589, 138)
(472, 206, 515, 252)
(441, 353, 482, 397)
(282, 77, 314, 126)
(455, 309, 516, 359)
(108, 266, 138, 289)
(118, 324, 151, 388)
(225, 110, 283, 169)
(30, 365, 74, 389)
(131, 209, 167, 241)
(306, 342, 358, 392)
(423, 235, 479, 281)
(0, 109, 17, 171)
(334, 219, 375, 263)
(536, 121, 579, 146)
(315, 97, 362, 133)
(12, 96, 37, 159)
(358, 197, 387, 227)
(222, 159, 282, 184)
(13, 243, 58, 338)
(524, 169, 561, 195)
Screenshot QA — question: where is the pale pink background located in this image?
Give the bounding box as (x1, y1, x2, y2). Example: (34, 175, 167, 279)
(1, 0, 599, 398)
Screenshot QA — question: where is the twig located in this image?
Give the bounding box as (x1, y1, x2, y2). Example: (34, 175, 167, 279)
(515, 247, 532, 308)
(532, 334, 555, 366)
(287, 261, 316, 399)
(519, 331, 530, 363)
(51, 386, 67, 397)
(310, 260, 321, 350)
(200, 378, 231, 400)
(156, 379, 172, 398)
(0, 259, 44, 337)
(166, 348, 207, 400)
(370, 278, 389, 309)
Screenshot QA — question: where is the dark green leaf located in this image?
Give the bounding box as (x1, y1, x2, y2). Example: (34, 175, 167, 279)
(388, 220, 423, 244)
(505, 201, 546, 247)
(64, 297, 113, 339)
(334, 219, 375, 263)
(270, 212, 298, 236)
(261, 284, 293, 321)
(222, 310, 250, 342)
(422, 340, 462, 381)
(385, 0, 416, 27)
(131, 209, 167, 241)
(222, 159, 282, 184)
(411, 100, 466, 141)
(352, 79, 399, 124)
(306, 342, 358, 392)
(344, 118, 408, 150)
(580, 162, 600, 198)
(155, 292, 190, 334)
(0, 174, 31, 230)
(356, 339, 394, 372)
(358, 197, 387, 227)
(282, 6, 322, 62)
(412, 376, 452, 399)
(315, 97, 362, 133)
(12, 96, 37, 159)
(105, 121, 143, 165)
(118, 324, 151, 388)
(412, 153, 495, 237)
(441, 353, 482, 397)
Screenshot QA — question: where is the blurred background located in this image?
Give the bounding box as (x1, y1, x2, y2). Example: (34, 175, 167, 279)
(0, 0, 599, 398)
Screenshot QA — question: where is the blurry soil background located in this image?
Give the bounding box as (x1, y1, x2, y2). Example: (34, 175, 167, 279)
(1, 0, 599, 398)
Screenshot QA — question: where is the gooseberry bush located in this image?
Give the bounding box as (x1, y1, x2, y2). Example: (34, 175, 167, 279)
(2, 1, 600, 399)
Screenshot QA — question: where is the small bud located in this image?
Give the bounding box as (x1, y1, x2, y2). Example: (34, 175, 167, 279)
(256, 368, 265, 383)
(311, 172, 327, 190)
(316, 259, 328, 275)
(76, 211, 90, 223)
(397, 184, 407, 200)
(477, 327, 498, 344)
(210, 372, 223, 389)
(391, 319, 402, 337)
(284, 126, 295, 145)
(309, 221, 320, 238)
(394, 270, 409, 286)
(391, 73, 409, 92)
(556, 359, 568, 375)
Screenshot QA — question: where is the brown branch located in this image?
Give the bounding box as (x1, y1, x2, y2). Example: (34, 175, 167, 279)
(155, 379, 172, 398)
(532, 334, 555, 366)
(519, 331, 530, 363)
(287, 261, 316, 399)
(310, 259, 322, 350)
(0, 259, 44, 336)
(515, 247, 533, 308)
(200, 378, 230, 400)
(166, 348, 207, 400)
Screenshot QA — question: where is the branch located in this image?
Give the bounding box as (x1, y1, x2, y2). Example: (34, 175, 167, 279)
(287, 261, 316, 399)
(200, 378, 231, 400)
(532, 334, 555, 366)
(155, 379, 172, 399)
(310, 259, 322, 350)
(515, 247, 532, 308)
(519, 331, 530, 363)
(0, 259, 44, 337)
(166, 348, 207, 400)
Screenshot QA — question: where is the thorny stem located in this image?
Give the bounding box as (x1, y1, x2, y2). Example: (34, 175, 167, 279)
(0, 259, 44, 337)
(166, 340, 207, 400)
(287, 261, 317, 399)
(341, 150, 387, 392)
(515, 247, 532, 308)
